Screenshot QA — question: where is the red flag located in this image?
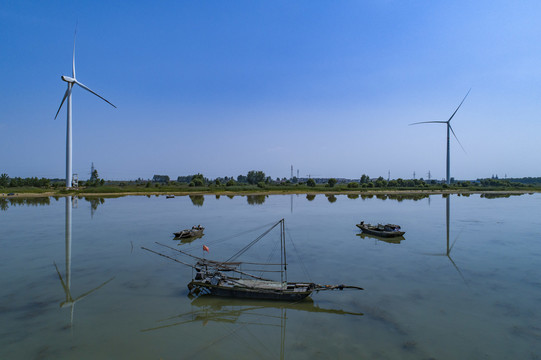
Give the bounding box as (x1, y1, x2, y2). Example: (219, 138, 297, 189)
(203, 245, 209, 252)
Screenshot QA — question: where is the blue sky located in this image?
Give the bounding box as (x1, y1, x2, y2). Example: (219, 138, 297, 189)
(1, 1, 540, 180)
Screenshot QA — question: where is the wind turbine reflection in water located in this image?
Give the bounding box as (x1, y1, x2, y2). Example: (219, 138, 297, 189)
(54, 196, 114, 328)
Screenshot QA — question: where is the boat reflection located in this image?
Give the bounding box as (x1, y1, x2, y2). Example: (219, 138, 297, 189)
(142, 295, 362, 359)
(142, 295, 363, 331)
(356, 232, 405, 244)
(54, 196, 114, 327)
(174, 233, 205, 244)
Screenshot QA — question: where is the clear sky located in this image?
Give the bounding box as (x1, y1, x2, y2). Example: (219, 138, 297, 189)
(1, 1, 540, 181)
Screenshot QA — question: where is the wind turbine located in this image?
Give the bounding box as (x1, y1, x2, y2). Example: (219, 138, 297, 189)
(410, 89, 470, 185)
(54, 28, 116, 188)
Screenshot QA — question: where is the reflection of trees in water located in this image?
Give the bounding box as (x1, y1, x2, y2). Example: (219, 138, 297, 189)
(190, 195, 205, 207)
(84, 197, 105, 214)
(0, 197, 51, 211)
(326, 194, 337, 203)
(347, 194, 359, 199)
(227, 195, 235, 199)
(246, 195, 267, 205)
(306, 194, 316, 201)
(215, 195, 220, 200)
(480, 193, 524, 199)
(359, 194, 429, 202)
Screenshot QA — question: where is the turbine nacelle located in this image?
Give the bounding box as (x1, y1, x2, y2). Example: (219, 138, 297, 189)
(61, 75, 76, 83)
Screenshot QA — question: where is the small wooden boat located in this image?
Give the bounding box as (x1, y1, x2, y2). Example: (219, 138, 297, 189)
(174, 225, 204, 238)
(356, 221, 405, 238)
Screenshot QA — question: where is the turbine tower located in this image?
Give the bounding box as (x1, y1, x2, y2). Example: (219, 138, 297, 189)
(410, 89, 470, 185)
(54, 28, 116, 188)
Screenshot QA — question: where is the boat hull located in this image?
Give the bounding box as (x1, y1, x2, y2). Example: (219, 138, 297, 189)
(188, 280, 313, 301)
(173, 228, 204, 238)
(356, 224, 405, 238)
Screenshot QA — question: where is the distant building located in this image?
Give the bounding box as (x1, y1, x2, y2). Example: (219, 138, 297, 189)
(152, 175, 170, 183)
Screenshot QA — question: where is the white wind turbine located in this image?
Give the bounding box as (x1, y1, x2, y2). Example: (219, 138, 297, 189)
(410, 89, 470, 185)
(54, 29, 116, 188)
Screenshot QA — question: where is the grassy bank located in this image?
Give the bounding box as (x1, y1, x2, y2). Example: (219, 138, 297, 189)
(2, 183, 540, 197)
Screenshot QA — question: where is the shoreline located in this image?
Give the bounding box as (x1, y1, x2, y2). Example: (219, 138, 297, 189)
(1, 189, 537, 198)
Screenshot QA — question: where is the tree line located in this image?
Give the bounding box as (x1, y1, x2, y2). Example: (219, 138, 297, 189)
(2, 170, 539, 191)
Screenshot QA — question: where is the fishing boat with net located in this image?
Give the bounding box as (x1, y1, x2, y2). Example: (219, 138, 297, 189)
(144, 219, 363, 301)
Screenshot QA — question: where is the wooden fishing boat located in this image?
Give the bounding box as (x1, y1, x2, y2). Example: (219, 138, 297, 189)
(356, 221, 405, 238)
(144, 219, 363, 301)
(173, 225, 204, 238)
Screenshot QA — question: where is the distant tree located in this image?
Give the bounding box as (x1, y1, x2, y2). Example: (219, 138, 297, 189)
(375, 176, 387, 188)
(237, 175, 248, 183)
(360, 174, 370, 184)
(347, 182, 359, 188)
(190, 178, 204, 187)
(214, 179, 221, 186)
(327, 178, 337, 187)
(0, 173, 10, 188)
(226, 179, 236, 186)
(247, 170, 266, 185)
(307, 178, 316, 187)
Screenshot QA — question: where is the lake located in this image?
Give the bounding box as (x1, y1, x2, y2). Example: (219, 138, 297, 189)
(1, 193, 540, 359)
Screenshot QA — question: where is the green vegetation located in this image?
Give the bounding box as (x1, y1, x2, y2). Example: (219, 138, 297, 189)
(2, 171, 540, 196)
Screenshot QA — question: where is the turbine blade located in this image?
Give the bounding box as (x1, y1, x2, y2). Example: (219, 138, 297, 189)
(409, 121, 447, 126)
(72, 25, 77, 78)
(53, 262, 71, 297)
(54, 87, 72, 120)
(449, 124, 466, 153)
(73, 276, 115, 303)
(448, 88, 471, 122)
(75, 80, 117, 108)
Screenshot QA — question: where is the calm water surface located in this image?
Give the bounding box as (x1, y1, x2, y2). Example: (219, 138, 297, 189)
(1, 193, 540, 359)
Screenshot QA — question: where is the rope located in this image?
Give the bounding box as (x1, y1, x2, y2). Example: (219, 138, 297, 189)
(285, 224, 312, 283)
(226, 220, 281, 263)
(179, 220, 278, 254)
